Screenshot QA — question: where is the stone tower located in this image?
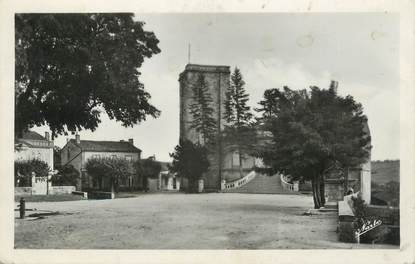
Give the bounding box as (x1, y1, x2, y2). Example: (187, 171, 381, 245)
(178, 64, 230, 190)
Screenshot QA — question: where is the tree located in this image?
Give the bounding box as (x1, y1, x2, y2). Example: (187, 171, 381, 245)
(134, 158, 162, 191)
(85, 157, 133, 192)
(255, 87, 289, 123)
(223, 67, 255, 177)
(188, 74, 217, 145)
(169, 139, 210, 192)
(15, 13, 161, 137)
(51, 164, 80, 186)
(257, 83, 371, 208)
(15, 159, 50, 186)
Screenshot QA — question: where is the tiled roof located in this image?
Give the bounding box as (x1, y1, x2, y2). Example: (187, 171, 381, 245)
(20, 131, 46, 140)
(70, 139, 141, 153)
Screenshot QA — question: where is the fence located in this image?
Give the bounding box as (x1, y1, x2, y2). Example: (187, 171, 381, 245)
(222, 171, 256, 190)
(280, 174, 299, 192)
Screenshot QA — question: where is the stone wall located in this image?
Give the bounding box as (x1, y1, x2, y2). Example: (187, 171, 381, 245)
(179, 64, 261, 190)
(15, 138, 54, 170)
(15, 186, 76, 195)
(179, 64, 230, 190)
(15, 187, 32, 196)
(179, 64, 230, 143)
(50, 186, 76, 195)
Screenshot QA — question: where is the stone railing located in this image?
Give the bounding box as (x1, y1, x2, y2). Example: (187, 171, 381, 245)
(222, 171, 256, 190)
(280, 174, 299, 192)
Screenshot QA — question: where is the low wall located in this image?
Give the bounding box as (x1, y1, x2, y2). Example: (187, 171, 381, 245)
(88, 191, 114, 199)
(148, 178, 159, 192)
(49, 186, 76, 195)
(15, 187, 32, 196)
(72, 191, 88, 198)
(15, 186, 76, 196)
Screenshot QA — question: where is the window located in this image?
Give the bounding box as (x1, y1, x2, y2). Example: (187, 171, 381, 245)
(125, 155, 132, 162)
(111, 155, 117, 159)
(232, 151, 240, 167)
(92, 154, 100, 159)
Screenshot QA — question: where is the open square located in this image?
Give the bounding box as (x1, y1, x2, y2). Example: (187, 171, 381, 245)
(14, 193, 396, 249)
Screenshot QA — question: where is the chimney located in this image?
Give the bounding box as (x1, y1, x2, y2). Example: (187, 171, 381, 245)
(75, 134, 80, 144)
(44, 132, 50, 141)
(128, 138, 134, 145)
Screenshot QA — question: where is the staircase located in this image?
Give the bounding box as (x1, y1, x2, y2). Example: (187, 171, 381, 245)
(223, 172, 299, 194)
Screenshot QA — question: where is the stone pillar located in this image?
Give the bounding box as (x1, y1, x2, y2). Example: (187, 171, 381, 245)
(324, 178, 345, 208)
(198, 179, 204, 193)
(221, 180, 226, 190)
(360, 166, 371, 204)
(293, 181, 299, 192)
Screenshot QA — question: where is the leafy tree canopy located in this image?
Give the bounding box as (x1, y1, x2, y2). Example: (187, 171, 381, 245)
(257, 83, 371, 208)
(134, 158, 162, 179)
(188, 74, 217, 144)
(169, 139, 209, 192)
(224, 67, 253, 127)
(15, 159, 50, 186)
(85, 157, 133, 192)
(51, 164, 80, 186)
(15, 13, 161, 137)
(222, 67, 256, 176)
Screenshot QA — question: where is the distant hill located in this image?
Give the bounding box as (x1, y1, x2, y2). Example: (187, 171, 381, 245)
(371, 160, 400, 184)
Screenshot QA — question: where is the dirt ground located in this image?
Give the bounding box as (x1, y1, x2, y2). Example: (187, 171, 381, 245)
(14, 193, 397, 249)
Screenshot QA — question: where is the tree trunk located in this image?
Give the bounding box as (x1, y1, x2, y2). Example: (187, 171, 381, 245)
(312, 174, 322, 209)
(239, 150, 243, 178)
(189, 178, 196, 193)
(142, 175, 148, 192)
(115, 179, 119, 193)
(319, 177, 326, 207)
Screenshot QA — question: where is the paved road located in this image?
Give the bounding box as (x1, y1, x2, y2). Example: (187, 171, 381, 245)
(14, 193, 396, 249)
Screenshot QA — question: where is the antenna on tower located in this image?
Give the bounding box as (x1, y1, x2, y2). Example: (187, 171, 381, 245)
(188, 43, 191, 64)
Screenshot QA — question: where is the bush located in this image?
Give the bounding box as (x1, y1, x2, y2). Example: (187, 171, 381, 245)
(351, 195, 396, 244)
(169, 139, 209, 192)
(51, 164, 80, 186)
(85, 157, 134, 192)
(371, 180, 399, 207)
(134, 158, 162, 192)
(15, 159, 50, 187)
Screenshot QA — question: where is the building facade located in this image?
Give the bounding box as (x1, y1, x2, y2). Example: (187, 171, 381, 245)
(179, 64, 257, 190)
(60, 134, 141, 190)
(15, 131, 54, 170)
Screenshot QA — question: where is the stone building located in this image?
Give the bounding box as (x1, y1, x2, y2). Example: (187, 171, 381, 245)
(178, 64, 257, 191)
(15, 130, 54, 170)
(60, 134, 141, 190)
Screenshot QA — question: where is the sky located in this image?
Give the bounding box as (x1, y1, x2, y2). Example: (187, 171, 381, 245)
(34, 13, 399, 162)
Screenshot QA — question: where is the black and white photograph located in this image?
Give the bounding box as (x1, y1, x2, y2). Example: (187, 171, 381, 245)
(1, 1, 414, 263)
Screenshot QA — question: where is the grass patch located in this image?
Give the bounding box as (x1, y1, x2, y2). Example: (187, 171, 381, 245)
(15, 194, 86, 203)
